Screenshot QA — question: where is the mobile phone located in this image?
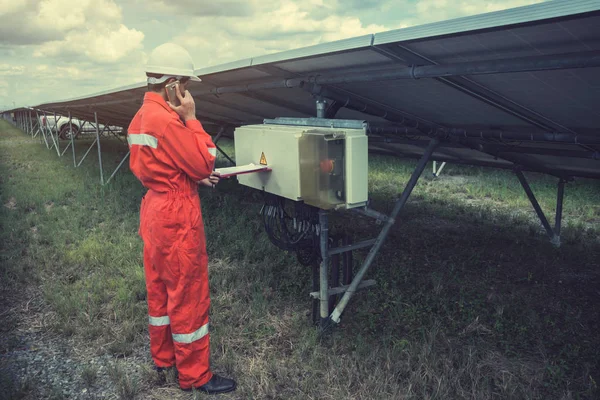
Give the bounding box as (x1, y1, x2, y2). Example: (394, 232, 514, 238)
(166, 81, 181, 107)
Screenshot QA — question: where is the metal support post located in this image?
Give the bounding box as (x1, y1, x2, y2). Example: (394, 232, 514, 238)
(95, 112, 105, 185)
(46, 111, 60, 156)
(213, 126, 225, 144)
(53, 113, 61, 155)
(43, 111, 57, 152)
(69, 112, 76, 167)
(514, 170, 560, 247)
(77, 124, 107, 167)
(31, 113, 40, 139)
(330, 138, 440, 324)
(554, 179, 566, 246)
(27, 113, 33, 137)
(433, 161, 447, 177)
(104, 151, 130, 185)
(318, 210, 330, 329)
(61, 141, 72, 156)
(76, 137, 98, 167)
(36, 111, 50, 149)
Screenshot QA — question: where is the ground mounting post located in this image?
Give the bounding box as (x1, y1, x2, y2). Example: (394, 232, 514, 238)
(211, 126, 236, 166)
(32, 113, 41, 140)
(329, 138, 440, 324)
(53, 113, 61, 156)
(29, 112, 36, 139)
(75, 121, 99, 167)
(318, 210, 330, 330)
(433, 161, 447, 177)
(36, 111, 50, 149)
(69, 112, 76, 167)
(44, 111, 59, 155)
(95, 112, 105, 185)
(555, 178, 566, 240)
(514, 169, 563, 247)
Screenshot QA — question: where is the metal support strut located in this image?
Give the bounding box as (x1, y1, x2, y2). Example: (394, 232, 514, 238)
(69, 112, 76, 167)
(105, 151, 130, 185)
(433, 161, 447, 177)
(329, 138, 440, 324)
(515, 170, 565, 247)
(318, 210, 330, 329)
(94, 112, 105, 185)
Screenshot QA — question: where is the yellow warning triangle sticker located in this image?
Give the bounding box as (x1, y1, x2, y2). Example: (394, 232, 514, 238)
(259, 152, 268, 165)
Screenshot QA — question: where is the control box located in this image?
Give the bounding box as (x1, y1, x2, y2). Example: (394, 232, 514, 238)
(233, 119, 368, 210)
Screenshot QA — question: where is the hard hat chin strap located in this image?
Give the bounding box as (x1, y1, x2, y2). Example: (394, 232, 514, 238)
(147, 75, 183, 84)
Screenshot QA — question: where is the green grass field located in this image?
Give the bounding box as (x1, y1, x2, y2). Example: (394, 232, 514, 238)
(1, 120, 599, 399)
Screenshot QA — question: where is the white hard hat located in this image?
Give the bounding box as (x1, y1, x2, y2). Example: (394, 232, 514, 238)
(145, 43, 202, 84)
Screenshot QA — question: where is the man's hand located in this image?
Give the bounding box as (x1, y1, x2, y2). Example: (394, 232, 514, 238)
(199, 171, 221, 187)
(167, 82, 196, 122)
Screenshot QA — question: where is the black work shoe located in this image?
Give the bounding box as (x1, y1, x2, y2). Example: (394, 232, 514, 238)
(185, 374, 237, 395)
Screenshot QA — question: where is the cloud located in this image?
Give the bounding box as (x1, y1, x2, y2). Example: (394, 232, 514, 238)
(413, 0, 545, 23)
(170, 0, 392, 69)
(0, 64, 26, 76)
(140, 0, 256, 17)
(34, 24, 144, 63)
(0, 0, 146, 108)
(0, 0, 144, 60)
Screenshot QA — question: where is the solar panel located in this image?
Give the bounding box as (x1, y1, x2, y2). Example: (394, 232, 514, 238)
(20, 0, 600, 179)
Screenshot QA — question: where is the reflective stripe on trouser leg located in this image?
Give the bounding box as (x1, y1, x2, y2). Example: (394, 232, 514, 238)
(143, 192, 213, 389)
(143, 243, 175, 368)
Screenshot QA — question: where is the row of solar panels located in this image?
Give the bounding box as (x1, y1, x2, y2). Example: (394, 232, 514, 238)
(6, 0, 600, 179)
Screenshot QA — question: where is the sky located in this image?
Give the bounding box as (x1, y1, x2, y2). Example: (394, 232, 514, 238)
(0, 0, 547, 110)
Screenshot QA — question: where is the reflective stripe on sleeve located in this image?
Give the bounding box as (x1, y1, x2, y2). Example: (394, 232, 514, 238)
(172, 323, 209, 344)
(128, 133, 158, 149)
(149, 315, 170, 326)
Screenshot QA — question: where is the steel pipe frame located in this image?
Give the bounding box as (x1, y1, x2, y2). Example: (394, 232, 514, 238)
(193, 51, 600, 95)
(30, 112, 40, 139)
(76, 125, 108, 168)
(433, 161, 447, 177)
(209, 127, 236, 166)
(318, 210, 330, 328)
(379, 44, 588, 138)
(370, 143, 600, 179)
(104, 151, 130, 185)
(35, 110, 50, 149)
(515, 170, 566, 248)
(372, 43, 600, 174)
(328, 137, 440, 324)
(368, 133, 600, 160)
(95, 112, 105, 185)
(457, 137, 569, 180)
(44, 111, 60, 155)
(68, 112, 76, 167)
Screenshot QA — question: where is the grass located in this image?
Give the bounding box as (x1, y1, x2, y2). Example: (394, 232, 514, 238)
(1, 120, 599, 399)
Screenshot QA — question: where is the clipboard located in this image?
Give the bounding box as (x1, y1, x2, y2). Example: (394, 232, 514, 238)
(215, 163, 271, 178)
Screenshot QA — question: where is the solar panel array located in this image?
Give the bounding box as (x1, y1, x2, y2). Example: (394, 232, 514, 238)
(19, 0, 600, 179)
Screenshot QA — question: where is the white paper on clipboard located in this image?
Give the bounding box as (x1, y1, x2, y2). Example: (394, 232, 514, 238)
(215, 163, 270, 178)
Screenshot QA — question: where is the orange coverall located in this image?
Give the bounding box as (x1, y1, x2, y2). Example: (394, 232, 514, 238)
(127, 91, 217, 389)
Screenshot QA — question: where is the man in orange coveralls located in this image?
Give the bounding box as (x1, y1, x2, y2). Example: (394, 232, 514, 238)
(127, 43, 236, 395)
